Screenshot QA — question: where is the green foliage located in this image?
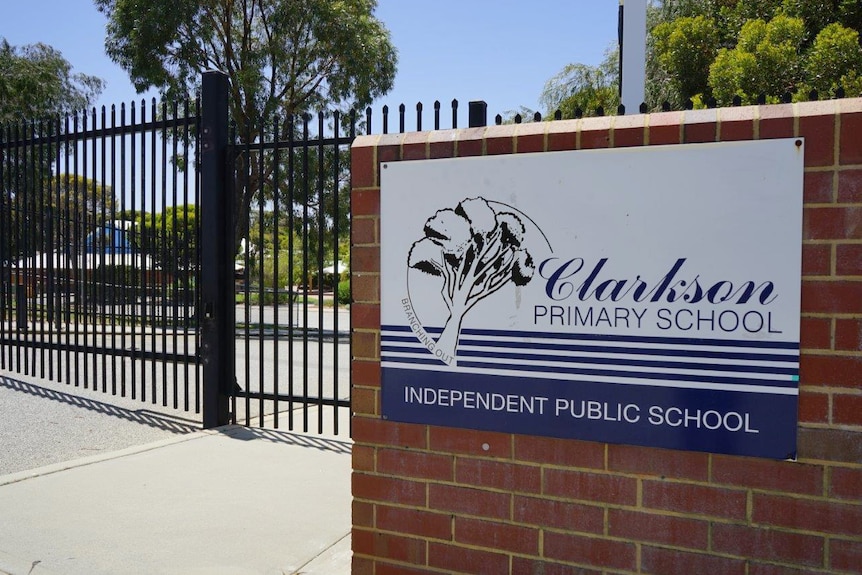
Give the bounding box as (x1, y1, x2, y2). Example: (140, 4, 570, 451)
(96, 0, 398, 248)
(0, 39, 104, 123)
(337, 279, 350, 304)
(653, 15, 719, 101)
(801, 22, 862, 97)
(539, 49, 620, 118)
(709, 15, 805, 104)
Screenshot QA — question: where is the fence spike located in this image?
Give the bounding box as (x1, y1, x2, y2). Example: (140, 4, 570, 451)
(756, 94, 766, 105)
(808, 89, 818, 101)
(596, 106, 605, 117)
(495, 114, 502, 125)
(639, 102, 648, 113)
(684, 99, 693, 110)
(782, 92, 792, 104)
(514, 114, 522, 124)
(575, 107, 583, 119)
(661, 101, 671, 112)
(451, 99, 458, 129)
(836, 86, 845, 98)
(416, 102, 423, 132)
(707, 97, 717, 108)
(732, 95, 742, 107)
(533, 112, 542, 122)
(617, 104, 626, 115)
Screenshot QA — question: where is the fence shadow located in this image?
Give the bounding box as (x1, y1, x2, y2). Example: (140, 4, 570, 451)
(219, 424, 352, 454)
(0, 375, 200, 434)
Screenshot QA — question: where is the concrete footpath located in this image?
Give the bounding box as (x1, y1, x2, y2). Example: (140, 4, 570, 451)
(0, 420, 352, 575)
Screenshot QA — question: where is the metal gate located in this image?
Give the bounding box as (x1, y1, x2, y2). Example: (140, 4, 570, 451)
(0, 97, 203, 414)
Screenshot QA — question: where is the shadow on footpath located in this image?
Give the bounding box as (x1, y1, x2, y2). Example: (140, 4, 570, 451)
(0, 375, 200, 434)
(219, 425, 352, 454)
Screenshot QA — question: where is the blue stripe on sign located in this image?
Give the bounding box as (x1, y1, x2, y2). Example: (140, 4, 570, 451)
(380, 324, 799, 350)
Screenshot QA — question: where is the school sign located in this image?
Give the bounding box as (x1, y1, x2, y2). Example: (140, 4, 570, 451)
(380, 139, 803, 460)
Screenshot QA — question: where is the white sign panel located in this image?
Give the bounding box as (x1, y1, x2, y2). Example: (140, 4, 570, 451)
(380, 140, 803, 459)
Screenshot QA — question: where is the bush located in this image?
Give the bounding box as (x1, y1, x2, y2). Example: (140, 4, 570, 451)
(337, 279, 350, 304)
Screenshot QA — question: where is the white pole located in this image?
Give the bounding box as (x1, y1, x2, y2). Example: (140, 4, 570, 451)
(620, 0, 647, 113)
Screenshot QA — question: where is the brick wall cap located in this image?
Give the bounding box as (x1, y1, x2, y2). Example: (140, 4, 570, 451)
(547, 118, 580, 134)
(580, 115, 614, 132)
(484, 123, 516, 139)
(646, 110, 685, 127)
(456, 126, 488, 142)
(401, 131, 428, 146)
(352, 134, 380, 149)
(514, 121, 548, 137)
(377, 132, 404, 147)
(718, 105, 759, 123)
(838, 96, 862, 114)
(612, 114, 647, 130)
(683, 107, 719, 125)
(795, 99, 839, 118)
(427, 129, 460, 144)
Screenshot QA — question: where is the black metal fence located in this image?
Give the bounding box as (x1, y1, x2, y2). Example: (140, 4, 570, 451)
(0, 99, 203, 412)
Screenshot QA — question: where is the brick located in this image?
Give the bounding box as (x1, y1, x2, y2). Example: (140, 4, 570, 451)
(352, 386, 378, 416)
(485, 134, 513, 156)
(641, 546, 746, 575)
(352, 360, 381, 387)
(455, 458, 540, 493)
(352, 555, 374, 575)
(514, 435, 604, 469)
(831, 538, 862, 572)
(804, 171, 834, 203)
(351, 245, 380, 274)
(649, 110, 684, 145)
(352, 472, 426, 507)
(353, 444, 375, 472)
(719, 106, 756, 142)
(351, 217, 377, 245)
(428, 484, 510, 520)
(831, 467, 862, 500)
(455, 517, 539, 555)
(613, 114, 646, 147)
(683, 108, 718, 143)
(351, 141, 378, 188)
(801, 281, 862, 314)
(798, 391, 829, 423)
(748, 562, 833, 575)
(378, 448, 453, 481)
(840, 110, 862, 165)
(798, 428, 862, 464)
(515, 122, 546, 153)
(352, 303, 380, 330)
(427, 542, 509, 574)
(351, 330, 379, 360)
(836, 244, 862, 276)
(753, 493, 862, 536)
(833, 394, 862, 426)
(711, 455, 823, 495)
(428, 132, 456, 160)
(378, 142, 401, 164)
(759, 103, 795, 139)
(352, 417, 426, 449)
(510, 558, 602, 575)
(712, 523, 825, 566)
(800, 354, 862, 388)
(544, 469, 638, 505)
(607, 443, 708, 480)
(429, 427, 511, 459)
(804, 206, 862, 240)
(353, 529, 426, 565)
(513, 495, 604, 533)
(838, 169, 862, 202)
(799, 112, 836, 167)
(642, 480, 747, 519)
(543, 532, 636, 571)
(353, 499, 374, 527)
(352, 188, 380, 216)
(351, 274, 379, 303)
(548, 120, 578, 151)
(579, 117, 612, 149)
(800, 317, 832, 350)
(834, 317, 862, 351)
(609, 508, 708, 549)
(401, 131, 428, 161)
(377, 505, 452, 540)
(802, 243, 831, 276)
(456, 128, 485, 158)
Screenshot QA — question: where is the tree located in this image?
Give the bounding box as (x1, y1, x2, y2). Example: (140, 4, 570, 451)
(408, 197, 535, 361)
(0, 39, 104, 123)
(95, 0, 398, 246)
(652, 15, 719, 103)
(539, 49, 620, 118)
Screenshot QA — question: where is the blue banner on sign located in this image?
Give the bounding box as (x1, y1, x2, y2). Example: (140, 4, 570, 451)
(381, 367, 798, 460)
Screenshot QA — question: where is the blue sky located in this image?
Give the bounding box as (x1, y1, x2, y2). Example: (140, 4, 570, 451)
(2, 0, 619, 127)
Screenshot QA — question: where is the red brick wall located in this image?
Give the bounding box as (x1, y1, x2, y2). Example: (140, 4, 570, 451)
(350, 99, 862, 575)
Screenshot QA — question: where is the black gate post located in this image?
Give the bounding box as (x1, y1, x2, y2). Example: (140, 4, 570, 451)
(200, 71, 233, 428)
